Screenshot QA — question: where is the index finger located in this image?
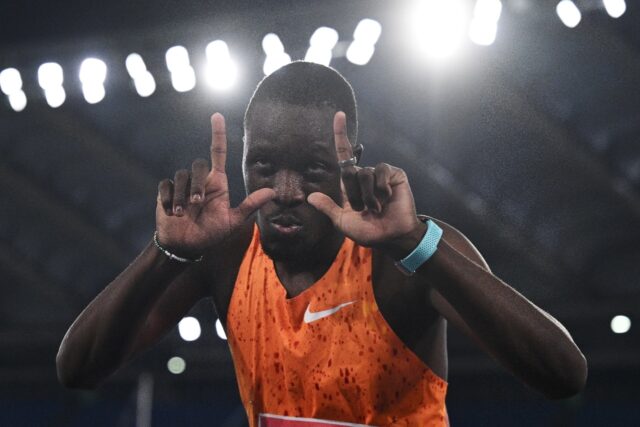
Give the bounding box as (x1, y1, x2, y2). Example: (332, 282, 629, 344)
(334, 111, 354, 162)
(211, 112, 227, 172)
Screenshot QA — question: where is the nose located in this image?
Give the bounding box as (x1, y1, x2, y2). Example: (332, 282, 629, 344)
(273, 169, 305, 206)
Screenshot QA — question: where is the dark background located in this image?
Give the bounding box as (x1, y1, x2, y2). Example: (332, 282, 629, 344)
(1, 0, 639, 425)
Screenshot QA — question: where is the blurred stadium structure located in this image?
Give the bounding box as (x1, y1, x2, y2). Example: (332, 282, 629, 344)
(0, 0, 639, 425)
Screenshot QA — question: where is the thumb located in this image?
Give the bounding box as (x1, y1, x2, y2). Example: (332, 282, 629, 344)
(308, 192, 343, 225)
(234, 188, 276, 221)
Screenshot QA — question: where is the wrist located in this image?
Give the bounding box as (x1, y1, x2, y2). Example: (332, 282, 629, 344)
(379, 220, 428, 261)
(153, 231, 204, 263)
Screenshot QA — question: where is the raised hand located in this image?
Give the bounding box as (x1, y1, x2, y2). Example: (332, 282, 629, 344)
(307, 112, 423, 249)
(155, 113, 275, 257)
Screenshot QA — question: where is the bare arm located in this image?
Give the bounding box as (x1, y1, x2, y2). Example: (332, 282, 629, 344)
(308, 111, 587, 400)
(56, 114, 274, 389)
(56, 242, 208, 389)
(422, 220, 587, 399)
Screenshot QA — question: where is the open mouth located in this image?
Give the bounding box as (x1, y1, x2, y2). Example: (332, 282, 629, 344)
(269, 214, 303, 235)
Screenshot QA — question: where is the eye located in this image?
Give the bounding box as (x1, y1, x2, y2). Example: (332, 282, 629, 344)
(252, 158, 273, 175)
(305, 162, 330, 179)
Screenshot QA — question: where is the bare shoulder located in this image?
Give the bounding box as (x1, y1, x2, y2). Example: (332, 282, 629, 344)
(202, 219, 256, 323)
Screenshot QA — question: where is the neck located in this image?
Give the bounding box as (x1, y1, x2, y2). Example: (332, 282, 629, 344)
(274, 231, 344, 298)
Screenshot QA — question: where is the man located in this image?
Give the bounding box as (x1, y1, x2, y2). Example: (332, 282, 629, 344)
(57, 62, 587, 426)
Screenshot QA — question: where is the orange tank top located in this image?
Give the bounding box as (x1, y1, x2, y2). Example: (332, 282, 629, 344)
(226, 225, 448, 426)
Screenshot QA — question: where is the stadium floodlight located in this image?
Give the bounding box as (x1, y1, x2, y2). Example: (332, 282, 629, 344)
(79, 58, 107, 104)
(603, 0, 626, 19)
(262, 33, 285, 55)
(346, 40, 375, 66)
(215, 318, 227, 340)
(409, 0, 469, 61)
(171, 67, 196, 92)
(262, 33, 291, 76)
(178, 316, 201, 341)
(473, 0, 502, 23)
(165, 46, 196, 92)
(205, 40, 237, 91)
(167, 356, 186, 374)
(309, 27, 339, 50)
(305, 46, 333, 66)
(610, 315, 631, 334)
(556, 0, 581, 28)
(126, 53, 147, 78)
(8, 91, 27, 112)
(133, 71, 156, 97)
(469, 0, 502, 46)
(165, 46, 191, 72)
(38, 63, 66, 108)
(305, 27, 339, 66)
(38, 62, 64, 88)
(44, 86, 66, 108)
(346, 19, 382, 66)
(353, 19, 382, 45)
(469, 19, 498, 46)
(0, 68, 23, 95)
(79, 58, 107, 85)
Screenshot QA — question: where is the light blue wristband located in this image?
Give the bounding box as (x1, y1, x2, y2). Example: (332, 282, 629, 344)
(394, 219, 443, 276)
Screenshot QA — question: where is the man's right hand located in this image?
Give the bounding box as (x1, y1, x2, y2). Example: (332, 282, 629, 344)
(155, 113, 275, 258)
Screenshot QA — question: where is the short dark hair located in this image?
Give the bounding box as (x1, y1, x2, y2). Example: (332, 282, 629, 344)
(244, 61, 358, 144)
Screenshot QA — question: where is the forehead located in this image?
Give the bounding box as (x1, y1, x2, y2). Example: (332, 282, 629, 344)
(246, 102, 335, 143)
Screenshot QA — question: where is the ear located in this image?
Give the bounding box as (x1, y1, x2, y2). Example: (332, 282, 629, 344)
(353, 144, 364, 164)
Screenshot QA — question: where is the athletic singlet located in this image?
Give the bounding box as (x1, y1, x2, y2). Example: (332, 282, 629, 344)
(226, 225, 448, 426)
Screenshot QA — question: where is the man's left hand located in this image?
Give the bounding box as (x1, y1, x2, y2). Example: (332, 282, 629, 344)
(308, 112, 425, 256)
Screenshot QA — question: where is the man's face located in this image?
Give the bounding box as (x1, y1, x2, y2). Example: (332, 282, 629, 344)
(243, 102, 343, 262)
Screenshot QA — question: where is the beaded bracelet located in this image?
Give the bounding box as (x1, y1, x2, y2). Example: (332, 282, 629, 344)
(153, 231, 204, 263)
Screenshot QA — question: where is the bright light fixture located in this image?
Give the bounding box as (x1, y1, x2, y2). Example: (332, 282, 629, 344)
(353, 19, 382, 45)
(38, 63, 66, 108)
(0, 68, 23, 95)
(79, 58, 107, 104)
(126, 53, 147, 79)
(262, 33, 291, 76)
(8, 91, 27, 112)
(409, 0, 470, 61)
(473, 0, 502, 23)
(79, 58, 107, 84)
(346, 19, 382, 66)
(305, 27, 339, 66)
(263, 52, 291, 76)
(133, 71, 156, 97)
(309, 27, 339, 50)
(178, 316, 201, 341)
(167, 356, 186, 374)
(215, 318, 227, 340)
(556, 0, 582, 28)
(610, 315, 631, 334)
(205, 40, 237, 91)
(469, 0, 502, 46)
(346, 41, 375, 66)
(166, 46, 197, 92)
(603, 0, 626, 19)
(165, 46, 190, 71)
(262, 33, 285, 56)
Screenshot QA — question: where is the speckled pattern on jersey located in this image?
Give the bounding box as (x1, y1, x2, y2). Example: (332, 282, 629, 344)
(227, 225, 448, 427)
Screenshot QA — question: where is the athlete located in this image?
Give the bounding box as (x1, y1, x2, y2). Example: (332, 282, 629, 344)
(57, 62, 587, 426)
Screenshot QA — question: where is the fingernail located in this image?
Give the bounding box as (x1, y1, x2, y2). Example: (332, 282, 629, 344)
(174, 206, 183, 215)
(192, 194, 202, 202)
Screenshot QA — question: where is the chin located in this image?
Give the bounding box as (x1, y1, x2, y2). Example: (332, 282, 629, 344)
(260, 234, 312, 263)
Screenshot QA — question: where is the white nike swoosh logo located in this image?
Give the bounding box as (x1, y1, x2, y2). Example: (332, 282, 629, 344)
(303, 301, 356, 324)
